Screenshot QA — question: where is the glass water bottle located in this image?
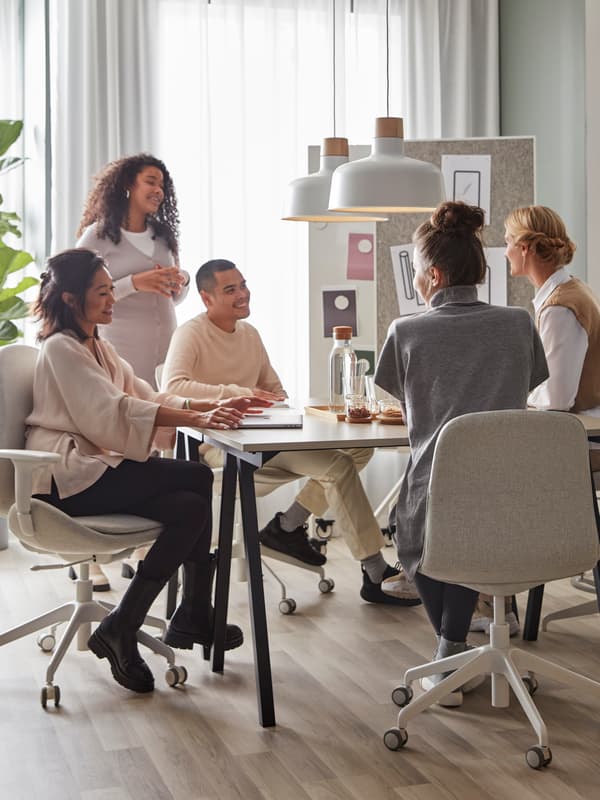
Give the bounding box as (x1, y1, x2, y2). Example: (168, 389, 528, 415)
(328, 325, 357, 413)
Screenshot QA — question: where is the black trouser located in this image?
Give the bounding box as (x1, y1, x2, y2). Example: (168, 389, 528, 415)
(35, 457, 213, 582)
(413, 572, 479, 643)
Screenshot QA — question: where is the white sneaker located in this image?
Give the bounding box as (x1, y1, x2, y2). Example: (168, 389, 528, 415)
(380, 566, 420, 602)
(420, 675, 463, 707)
(469, 611, 520, 637)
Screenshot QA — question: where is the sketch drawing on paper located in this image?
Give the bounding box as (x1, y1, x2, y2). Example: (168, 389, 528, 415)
(441, 154, 491, 224)
(452, 170, 481, 208)
(390, 243, 507, 317)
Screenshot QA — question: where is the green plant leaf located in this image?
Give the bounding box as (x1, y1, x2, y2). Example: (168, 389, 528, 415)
(0, 276, 39, 302)
(0, 246, 34, 284)
(0, 210, 23, 241)
(0, 296, 30, 320)
(8, 249, 33, 274)
(0, 320, 20, 343)
(0, 120, 23, 158)
(0, 156, 26, 176)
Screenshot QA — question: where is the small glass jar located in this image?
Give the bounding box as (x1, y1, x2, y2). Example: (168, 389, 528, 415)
(346, 394, 371, 421)
(378, 400, 403, 422)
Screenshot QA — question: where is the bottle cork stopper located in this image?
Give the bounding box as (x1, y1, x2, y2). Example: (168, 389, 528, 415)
(332, 325, 353, 339)
(375, 117, 404, 138)
(322, 137, 349, 157)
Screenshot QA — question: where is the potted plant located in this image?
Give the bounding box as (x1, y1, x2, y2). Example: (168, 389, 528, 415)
(0, 119, 38, 549)
(0, 119, 38, 345)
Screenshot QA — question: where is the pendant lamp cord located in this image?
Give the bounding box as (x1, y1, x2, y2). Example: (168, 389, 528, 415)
(332, 0, 337, 136)
(386, 0, 390, 117)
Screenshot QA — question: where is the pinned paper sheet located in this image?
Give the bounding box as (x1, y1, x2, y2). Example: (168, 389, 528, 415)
(390, 244, 507, 317)
(347, 233, 374, 280)
(322, 287, 357, 337)
(441, 154, 492, 224)
(355, 348, 376, 375)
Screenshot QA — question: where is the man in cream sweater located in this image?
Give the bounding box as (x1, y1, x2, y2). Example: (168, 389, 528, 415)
(162, 259, 420, 605)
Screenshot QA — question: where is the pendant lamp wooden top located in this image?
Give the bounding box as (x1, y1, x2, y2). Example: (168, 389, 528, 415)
(322, 137, 349, 157)
(376, 117, 404, 139)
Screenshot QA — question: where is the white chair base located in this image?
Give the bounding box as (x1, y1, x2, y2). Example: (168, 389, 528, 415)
(260, 547, 334, 614)
(212, 483, 335, 613)
(385, 599, 600, 768)
(541, 573, 599, 631)
(0, 562, 181, 706)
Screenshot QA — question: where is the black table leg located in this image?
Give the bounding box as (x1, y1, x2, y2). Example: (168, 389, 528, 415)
(523, 584, 545, 641)
(237, 459, 275, 728)
(165, 572, 178, 620)
(592, 561, 600, 611)
(212, 453, 237, 673)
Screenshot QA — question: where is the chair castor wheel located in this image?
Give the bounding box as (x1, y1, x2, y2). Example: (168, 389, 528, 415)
(391, 684, 413, 707)
(383, 727, 408, 751)
(40, 684, 61, 709)
(526, 745, 552, 769)
(165, 665, 188, 687)
(279, 598, 297, 615)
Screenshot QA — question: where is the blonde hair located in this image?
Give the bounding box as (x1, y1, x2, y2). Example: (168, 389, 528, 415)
(504, 205, 576, 268)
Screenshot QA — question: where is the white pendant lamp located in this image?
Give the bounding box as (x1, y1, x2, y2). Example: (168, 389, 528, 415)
(328, 116, 445, 213)
(282, 136, 388, 222)
(282, 0, 387, 223)
(328, 0, 445, 214)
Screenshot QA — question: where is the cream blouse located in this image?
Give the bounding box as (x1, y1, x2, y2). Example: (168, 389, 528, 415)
(25, 331, 184, 499)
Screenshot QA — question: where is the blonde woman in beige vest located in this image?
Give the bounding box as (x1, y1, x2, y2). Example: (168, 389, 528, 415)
(471, 205, 600, 637)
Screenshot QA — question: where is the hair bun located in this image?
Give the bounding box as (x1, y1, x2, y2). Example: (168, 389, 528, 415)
(430, 201, 485, 235)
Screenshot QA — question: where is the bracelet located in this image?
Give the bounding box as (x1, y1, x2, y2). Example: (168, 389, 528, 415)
(183, 398, 191, 410)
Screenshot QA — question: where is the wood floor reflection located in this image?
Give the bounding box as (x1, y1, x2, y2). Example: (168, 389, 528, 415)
(1, 534, 599, 800)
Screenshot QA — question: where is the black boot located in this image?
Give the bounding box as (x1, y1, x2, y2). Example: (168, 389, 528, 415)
(88, 563, 167, 693)
(164, 553, 244, 655)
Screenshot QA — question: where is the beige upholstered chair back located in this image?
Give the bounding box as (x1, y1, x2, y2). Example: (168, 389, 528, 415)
(0, 345, 38, 515)
(420, 410, 600, 596)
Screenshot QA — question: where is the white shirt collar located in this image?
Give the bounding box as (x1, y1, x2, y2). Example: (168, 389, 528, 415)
(532, 266, 572, 314)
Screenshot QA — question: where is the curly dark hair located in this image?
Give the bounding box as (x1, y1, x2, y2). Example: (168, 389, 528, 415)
(413, 201, 487, 286)
(76, 153, 179, 257)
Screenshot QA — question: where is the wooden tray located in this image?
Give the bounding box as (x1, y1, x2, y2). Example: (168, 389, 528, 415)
(304, 405, 346, 422)
(345, 415, 374, 424)
(376, 415, 405, 425)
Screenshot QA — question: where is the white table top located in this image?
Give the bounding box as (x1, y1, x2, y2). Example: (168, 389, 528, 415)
(185, 412, 600, 455)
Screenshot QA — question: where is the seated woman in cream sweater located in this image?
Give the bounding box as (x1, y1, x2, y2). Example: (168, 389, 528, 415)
(26, 248, 268, 694)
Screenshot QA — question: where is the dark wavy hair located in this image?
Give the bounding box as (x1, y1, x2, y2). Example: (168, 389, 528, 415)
(413, 201, 487, 286)
(76, 153, 179, 257)
(34, 248, 106, 342)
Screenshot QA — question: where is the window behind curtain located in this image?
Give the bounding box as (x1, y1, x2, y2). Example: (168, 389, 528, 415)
(154, 0, 403, 402)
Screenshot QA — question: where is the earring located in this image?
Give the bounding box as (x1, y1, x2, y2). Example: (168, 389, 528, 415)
(125, 189, 130, 200)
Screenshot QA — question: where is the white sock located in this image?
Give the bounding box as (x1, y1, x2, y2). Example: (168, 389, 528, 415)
(361, 551, 387, 582)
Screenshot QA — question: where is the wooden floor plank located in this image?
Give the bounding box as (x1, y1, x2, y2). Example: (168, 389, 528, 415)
(1, 534, 600, 799)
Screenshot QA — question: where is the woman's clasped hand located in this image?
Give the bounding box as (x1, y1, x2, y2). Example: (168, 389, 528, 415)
(132, 264, 187, 298)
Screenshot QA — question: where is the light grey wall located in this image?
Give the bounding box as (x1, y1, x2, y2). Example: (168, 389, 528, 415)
(586, 0, 600, 296)
(499, 0, 586, 279)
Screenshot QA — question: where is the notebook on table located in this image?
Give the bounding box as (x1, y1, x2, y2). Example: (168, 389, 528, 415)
(239, 410, 303, 429)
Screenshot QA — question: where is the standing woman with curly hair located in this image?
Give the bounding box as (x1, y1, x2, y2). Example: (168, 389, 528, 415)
(374, 202, 548, 708)
(77, 153, 188, 388)
(76, 154, 189, 589)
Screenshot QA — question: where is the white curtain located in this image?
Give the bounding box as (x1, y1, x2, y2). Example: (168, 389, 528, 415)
(48, 0, 498, 401)
(0, 0, 24, 230)
(401, 0, 499, 137)
(49, 0, 161, 252)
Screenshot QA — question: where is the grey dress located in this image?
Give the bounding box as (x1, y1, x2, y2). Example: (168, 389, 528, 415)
(374, 285, 549, 579)
(77, 225, 188, 387)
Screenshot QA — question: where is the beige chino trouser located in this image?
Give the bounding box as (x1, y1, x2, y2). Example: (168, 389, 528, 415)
(203, 445, 385, 561)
